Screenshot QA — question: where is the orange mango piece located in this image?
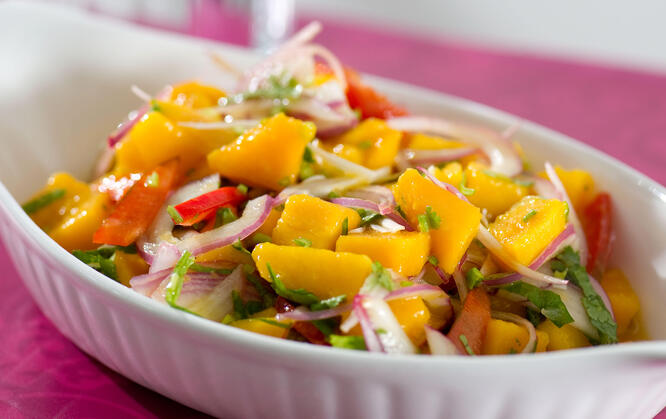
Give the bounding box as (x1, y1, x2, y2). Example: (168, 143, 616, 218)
(396, 168, 481, 273)
(539, 166, 595, 213)
(537, 319, 590, 351)
(406, 133, 464, 150)
(335, 231, 430, 276)
(489, 196, 568, 265)
(464, 162, 530, 218)
(430, 162, 463, 188)
(482, 318, 530, 355)
(49, 192, 111, 251)
(196, 244, 253, 265)
(337, 118, 402, 169)
(387, 296, 431, 346)
(535, 330, 549, 353)
(114, 251, 149, 287)
(207, 113, 316, 190)
(272, 194, 360, 250)
(600, 269, 640, 336)
(169, 81, 225, 109)
(27, 172, 91, 231)
(230, 307, 291, 338)
(252, 243, 373, 300)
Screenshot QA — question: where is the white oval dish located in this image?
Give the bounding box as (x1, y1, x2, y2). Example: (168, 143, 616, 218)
(0, 3, 665, 419)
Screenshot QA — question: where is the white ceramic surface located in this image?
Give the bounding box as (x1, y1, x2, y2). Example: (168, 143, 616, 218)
(0, 3, 665, 419)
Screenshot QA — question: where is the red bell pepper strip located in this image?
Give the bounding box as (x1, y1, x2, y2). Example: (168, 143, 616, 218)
(583, 193, 613, 274)
(93, 159, 182, 246)
(344, 67, 408, 120)
(275, 296, 329, 346)
(447, 287, 491, 355)
(171, 186, 246, 226)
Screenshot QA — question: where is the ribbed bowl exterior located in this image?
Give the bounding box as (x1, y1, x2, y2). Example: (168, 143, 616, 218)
(2, 211, 665, 419)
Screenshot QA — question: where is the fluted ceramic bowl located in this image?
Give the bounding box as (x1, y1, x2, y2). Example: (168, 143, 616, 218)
(1, 3, 665, 419)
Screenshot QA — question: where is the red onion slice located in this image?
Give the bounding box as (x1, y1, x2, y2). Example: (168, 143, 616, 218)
(353, 295, 384, 352)
(310, 142, 390, 183)
(397, 147, 478, 171)
(544, 162, 588, 264)
(477, 225, 569, 288)
(533, 176, 559, 199)
(354, 294, 417, 354)
(345, 185, 396, 207)
(483, 224, 575, 286)
(425, 326, 460, 356)
(388, 116, 523, 176)
(417, 167, 471, 204)
(330, 197, 414, 231)
(277, 175, 367, 204)
(108, 105, 148, 147)
(492, 311, 537, 354)
(149, 242, 181, 274)
(275, 303, 353, 322)
(129, 267, 171, 296)
(176, 194, 274, 256)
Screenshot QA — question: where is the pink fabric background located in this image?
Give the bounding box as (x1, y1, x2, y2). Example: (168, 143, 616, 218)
(1, 3, 664, 418)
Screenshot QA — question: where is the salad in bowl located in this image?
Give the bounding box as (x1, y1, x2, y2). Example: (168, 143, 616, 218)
(22, 22, 645, 357)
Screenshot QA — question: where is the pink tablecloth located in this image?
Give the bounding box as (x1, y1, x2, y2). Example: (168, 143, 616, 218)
(1, 5, 665, 419)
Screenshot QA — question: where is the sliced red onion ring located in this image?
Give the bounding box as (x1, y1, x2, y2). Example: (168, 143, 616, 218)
(277, 175, 366, 204)
(397, 147, 478, 171)
(275, 303, 353, 322)
(492, 311, 537, 354)
(330, 197, 414, 231)
(137, 174, 220, 263)
(177, 194, 274, 256)
(483, 224, 575, 286)
(354, 294, 417, 354)
(299, 44, 348, 91)
(108, 105, 148, 147)
(545, 162, 588, 264)
(417, 166, 471, 204)
(187, 266, 244, 321)
(345, 185, 396, 207)
(149, 242, 182, 274)
(353, 295, 384, 352)
(425, 326, 460, 356)
(310, 141, 390, 183)
(533, 176, 559, 199)
(476, 225, 569, 288)
(388, 116, 522, 176)
(129, 267, 172, 296)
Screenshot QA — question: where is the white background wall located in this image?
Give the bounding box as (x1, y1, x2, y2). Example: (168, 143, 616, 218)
(296, 0, 666, 74)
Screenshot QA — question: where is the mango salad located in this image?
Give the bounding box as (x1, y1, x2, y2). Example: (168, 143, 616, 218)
(22, 23, 644, 355)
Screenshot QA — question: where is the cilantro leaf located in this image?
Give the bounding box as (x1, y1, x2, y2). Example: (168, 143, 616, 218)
(293, 237, 312, 247)
(428, 255, 439, 266)
(356, 208, 382, 227)
(418, 206, 441, 232)
(459, 334, 476, 355)
(231, 239, 251, 255)
(459, 172, 476, 196)
(236, 184, 248, 195)
(366, 261, 395, 291)
(231, 290, 264, 320)
(466, 267, 484, 290)
(215, 207, 237, 227)
(167, 205, 183, 224)
(329, 335, 366, 350)
(189, 263, 233, 275)
(417, 214, 430, 232)
(310, 295, 346, 311)
(242, 75, 303, 101)
(551, 246, 618, 344)
(72, 248, 117, 280)
(341, 217, 349, 236)
(245, 272, 276, 308)
(266, 263, 319, 305)
(165, 251, 198, 315)
(522, 209, 537, 223)
(22, 188, 66, 214)
(146, 171, 160, 188)
(503, 281, 574, 327)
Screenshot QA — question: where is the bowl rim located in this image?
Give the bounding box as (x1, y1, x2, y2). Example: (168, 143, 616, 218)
(1, 2, 665, 369)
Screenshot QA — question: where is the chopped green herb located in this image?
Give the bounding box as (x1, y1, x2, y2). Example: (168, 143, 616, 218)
(222, 313, 234, 325)
(551, 246, 617, 344)
(215, 207, 238, 228)
(553, 268, 568, 279)
(258, 318, 291, 329)
(358, 140, 372, 150)
(72, 247, 118, 280)
(236, 184, 248, 195)
(251, 233, 272, 244)
(514, 178, 534, 187)
(395, 205, 407, 219)
(327, 191, 341, 199)
(329, 334, 366, 350)
(459, 334, 476, 355)
(245, 272, 275, 307)
(400, 280, 414, 288)
(165, 251, 198, 315)
(232, 290, 264, 320)
(146, 171, 159, 188)
(312, 318, 336, 336)
(459, 172, 476, 196)
(303, 147, 315, 163)
(341, 217, 349, 235)
(428, 255, 439, 266)
(425, 206, 441, 229)
(278, 176, 291, 187)
(310, 295, 346, 311)
(482, 170, 511, 182)
(522, 209, 538, 223)
(189, 263, 234, 275)
(241, 75, 303, 101)
(366, 261, 395, 291)
(356, 208, 382, 227)
(508, 348, 518, 355)
(299, 161, 315, 180)
(231, 239, 251, 255)
(503, 281, 574, 327)
(150, 99, 161, 112)
(267, 263, 319, 305)
(417, 214, 430, 232)
(22, 188, 66, 214)
(167, 205, 184, 224)
(526, 308, 543, 328)
(466, 267, 485, 290)
(375, 328, 387, 334)
(293, 237, 312, 247)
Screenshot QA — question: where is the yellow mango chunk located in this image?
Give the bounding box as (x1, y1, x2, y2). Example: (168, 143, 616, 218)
(196, 244, 253, 265)
(539, 166, 595, 213)
(207, 113, 316, 190)
(465, 162, 530, 218)
(338, 118, 402, 169)
(254, 208, 282, 237)
(230, 307, 291, 338)
(169, 81, 225, 109)
(431, 162, 463, 188)
(482, 319, 530, 355)
(489, 196, 568, 265)
(407, 133, 464, 150)
(396, 168, 481, 274)
(115, 251, 149, 287)
(27, 172, 91, 231)
(325, 143, 365, 165)
(272, 194, 360, 250)
(600, 269, 640, 336)
(387, 296, 431, 346)
(252, 243, 373, 300)
(537, 319, 590, 351)
(535, 330, 549, 353)
(335, 231, 430, 276)
(49, 192, 111, 251)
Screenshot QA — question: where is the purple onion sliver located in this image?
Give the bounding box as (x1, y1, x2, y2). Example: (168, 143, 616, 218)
(275, 303, 353, 322)
(417, 167, 471, 204)
(353, 295, 385, 353)
(108, 104, 148, 147)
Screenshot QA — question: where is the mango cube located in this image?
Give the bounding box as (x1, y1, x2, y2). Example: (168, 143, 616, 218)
(396, 168, 481, 273)
(535, 330, 549, 353)
(49, 192, 111, 251)
(537, 319, 590, 351)
(489, 196, 568, 265)
(464, 162, 530, 218)
(207, 113, 316, 190)
(115, 251, 149, 287)
(482, 318, 530, 355)
(387, 296, 431, 346)
(337, 118, 402, 169)
(430, 162, 463, 188)
(335, 231, 430, 276)
(27, 172, 91, 231)
(600, 269, 640, 336)
(407, 133, 464, 150)
(252, 243, 373, 300)
(539, 166, 595, 213)
(272, 194, 360, 250)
